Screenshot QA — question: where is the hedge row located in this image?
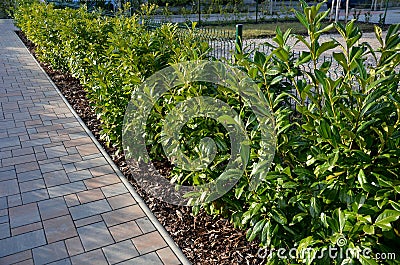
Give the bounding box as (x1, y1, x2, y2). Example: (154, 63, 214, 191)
(14, 2, 208, 148)
(14, 1, 400, 263)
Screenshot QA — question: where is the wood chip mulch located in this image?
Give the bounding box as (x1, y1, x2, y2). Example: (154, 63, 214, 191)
(16, 30, 265, 265)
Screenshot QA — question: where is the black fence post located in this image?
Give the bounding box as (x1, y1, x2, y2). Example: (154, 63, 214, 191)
(382, 0, 389, 25)
(235, 24, 243, 56)
(198, 0, 201, 24)
(256, 1, 259, 23)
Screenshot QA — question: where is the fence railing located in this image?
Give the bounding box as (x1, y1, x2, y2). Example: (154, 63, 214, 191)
(145, 19, 238, 60)
(144, 20, 342, 71)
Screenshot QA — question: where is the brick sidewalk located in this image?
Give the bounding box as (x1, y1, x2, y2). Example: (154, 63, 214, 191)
(0, 19, 190, 265)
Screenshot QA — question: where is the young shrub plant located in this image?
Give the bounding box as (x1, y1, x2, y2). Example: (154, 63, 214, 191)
(231, 1, 400, 264)
(14, 1, 209, 150)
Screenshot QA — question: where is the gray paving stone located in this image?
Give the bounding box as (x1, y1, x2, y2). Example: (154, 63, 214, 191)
(102, 240, 139, 264)
(0, 179, 20, 197)
(38, 197, 69, 220)
(107, 193, 136, 210)
(102, 205, 146, 227)
(2, 154, 36, 167)
(68, 132, 87, 140)
(0, 250, 32, 265)
(59, 154, 83, 165)
(100, 183, 128, 198)
(65, 237, 84, 256)
(47, 258, 72, 265)
(157, 247, 181, 265)
(89, 165, 115, 177)
(19, 178, 46, 193)
(11, 222, 43, 236)
(0, 169, 16, 181)
(74, 215, 103, 228)
(7, 194, 22, 207)
(21, 138, 51, 148)
(0, 165, 15, 173)
(0, 230, 46, 258)
(69, 199, 112, 220)
(131, 231, 168, 255)
(47, 181, 86, 198)
(0, 209, 7, 217)
(39, 161, 64, 174)
(43, 170, 70, 187)
(11, 147, 34, 157)
(38, 157, 59, 166)
(0, 150, 11, 160)
(108, 221, 143, 243)
(0, 222, 10, 239)
(62, 163, 76, 173)
(32, 241, 69, 265)
(67, 169, 93, 183)
(9, 203, 41, 228)
(45, 145, 68, 159)
(17, 170, 42, 182)
(43, 215, 77, 243)
(76, 188, 104, 204)
(82, 153, 103, 161)
(64, 194, 80, 207)
(15, 162, 40, 174)
(21, 189, 49, 204)
(118, 252, 164, 265)
(136, 217, 156, 234)
(74, 157, 108, 171)
(83, 174, 120, 189)
(0, 196, 7, 210)
(77, 221, 114, 251)
(70, 249, 108, 265)
(0, 136, 20, 149)
(35, 152, 48, 161)
(66, 147, 78, 155)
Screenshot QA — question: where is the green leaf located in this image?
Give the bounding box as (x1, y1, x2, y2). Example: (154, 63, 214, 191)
(337, 208, 345, 233)
(295, 11, 309, 30)
(310, 197, 321, 219)
(316, 40, 339, 58)
(295, 51, 311, 66)
(248, 219, 266, 241)
(254, 51, 266, 67)
(389, 200, 400, 211)
(271, 209, 287, 225)
(375, 209, 400, 230)
(282, 166, 291, 177)
(363, 224, 375, 234)
(358, 169, 372, 193)
(333, 52, 347, 69)
(261, 221, 276, 247)
(291, 212, 308, 225)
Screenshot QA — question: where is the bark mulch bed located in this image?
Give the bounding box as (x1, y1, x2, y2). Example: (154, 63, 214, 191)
(17, 30, 265, 265)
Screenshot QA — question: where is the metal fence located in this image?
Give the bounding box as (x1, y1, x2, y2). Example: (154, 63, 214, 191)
(145, 20, 238, 60)
(144, 20, 347, 77)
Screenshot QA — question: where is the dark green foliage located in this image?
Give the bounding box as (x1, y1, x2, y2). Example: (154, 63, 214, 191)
(228, 1, 400, 263)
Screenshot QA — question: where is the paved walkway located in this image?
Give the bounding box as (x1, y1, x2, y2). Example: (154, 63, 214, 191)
(0, 19, 190, 265)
